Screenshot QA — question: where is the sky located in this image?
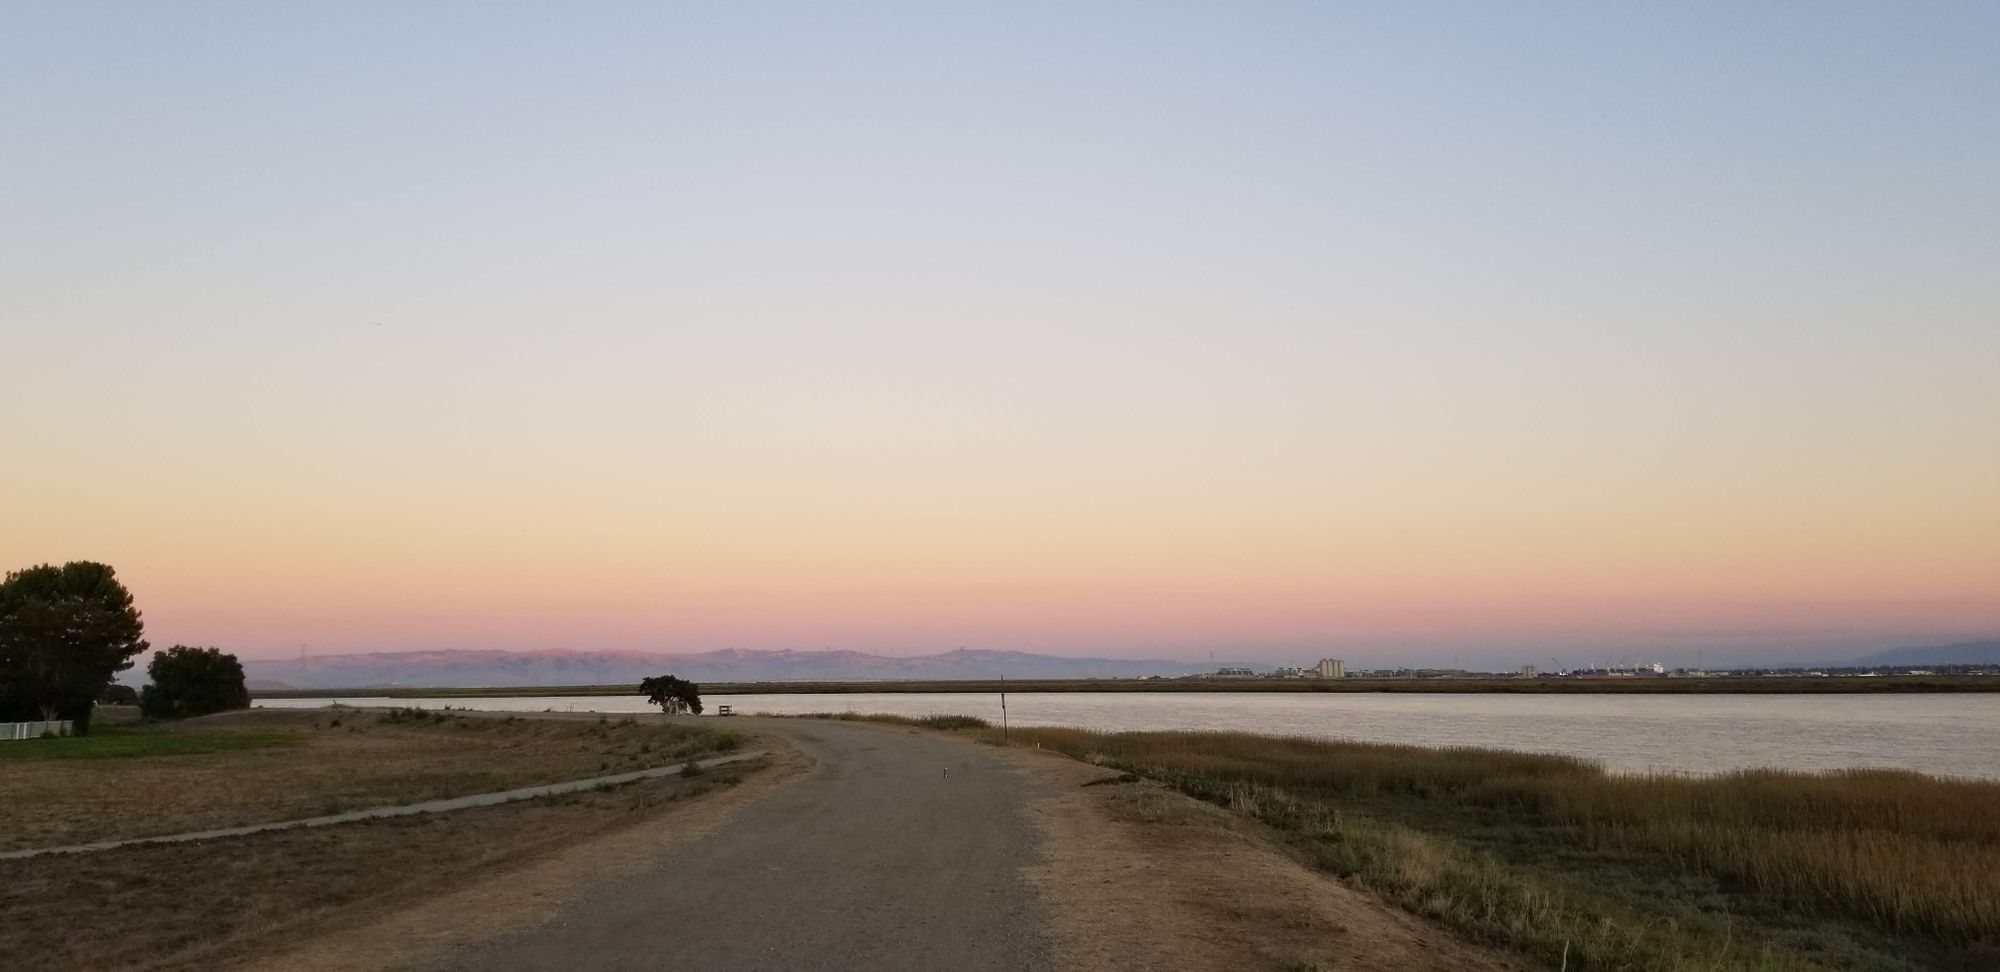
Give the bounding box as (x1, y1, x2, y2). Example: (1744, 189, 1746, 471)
(3, 3, 1996, 668)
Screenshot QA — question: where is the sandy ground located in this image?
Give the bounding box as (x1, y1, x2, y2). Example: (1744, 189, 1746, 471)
(999, 743, 1535, 972)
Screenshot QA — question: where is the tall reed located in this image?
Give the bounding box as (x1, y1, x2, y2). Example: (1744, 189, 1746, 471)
(1001, 726, 2000, 949)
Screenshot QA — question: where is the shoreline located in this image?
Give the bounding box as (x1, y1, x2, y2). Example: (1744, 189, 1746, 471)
(252, 673, 2000, 699)
(864, 714, 2000, 970)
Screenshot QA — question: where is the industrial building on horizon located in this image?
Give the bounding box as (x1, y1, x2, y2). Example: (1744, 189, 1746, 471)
(1220, 658, 1347, 678)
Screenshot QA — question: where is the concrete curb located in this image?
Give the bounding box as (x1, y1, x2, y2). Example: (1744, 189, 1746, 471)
(0, 750, 766, 861)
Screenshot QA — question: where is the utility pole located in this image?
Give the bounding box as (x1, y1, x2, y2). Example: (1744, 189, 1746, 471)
(1000, 674, 1008, 742)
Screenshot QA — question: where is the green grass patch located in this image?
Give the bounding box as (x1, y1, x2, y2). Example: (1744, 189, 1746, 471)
(0, 730, 298, 761)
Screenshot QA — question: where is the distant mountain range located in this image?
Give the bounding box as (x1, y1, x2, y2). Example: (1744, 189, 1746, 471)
(234, 638, 1999, 691)
(242, 647, 1259, 690)
(1842, 639, 2000, 669)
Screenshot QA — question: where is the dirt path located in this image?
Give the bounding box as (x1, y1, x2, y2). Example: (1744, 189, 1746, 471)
(261, 717, 1528, 971)
(997, 744, 1534, 972)
(425, 718, 1051, 971)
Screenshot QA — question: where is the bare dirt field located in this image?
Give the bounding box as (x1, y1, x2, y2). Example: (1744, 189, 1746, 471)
(996, 743, 1532, 972)
(0, 708, 736, 852)
(253, 743, 812, 972)
(5, 712, 1528, 971)
(0, 740, 780, 968)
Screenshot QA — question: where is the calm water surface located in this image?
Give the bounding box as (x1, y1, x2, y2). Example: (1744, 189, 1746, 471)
(257, 692, 2000, 778)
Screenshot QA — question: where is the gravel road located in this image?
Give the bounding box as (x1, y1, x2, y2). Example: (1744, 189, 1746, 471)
(430, 718, 1051, 971)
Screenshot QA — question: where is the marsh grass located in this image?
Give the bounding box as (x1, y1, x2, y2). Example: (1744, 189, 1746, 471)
(795, 712, 990, 731)
(1001, 726, 1999, 970)
(377, 706, 460, 726)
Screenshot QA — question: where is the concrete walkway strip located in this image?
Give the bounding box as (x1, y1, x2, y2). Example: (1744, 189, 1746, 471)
(1, 750, 766, 861)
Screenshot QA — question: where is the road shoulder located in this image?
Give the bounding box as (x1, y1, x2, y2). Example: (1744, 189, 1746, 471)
(993, 744, 1534, 971)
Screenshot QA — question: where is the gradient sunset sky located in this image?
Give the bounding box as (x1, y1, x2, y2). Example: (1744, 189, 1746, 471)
(4, 4, 1996, 666)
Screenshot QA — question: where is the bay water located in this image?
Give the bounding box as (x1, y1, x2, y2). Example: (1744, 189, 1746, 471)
(258, 691, 2000, 778)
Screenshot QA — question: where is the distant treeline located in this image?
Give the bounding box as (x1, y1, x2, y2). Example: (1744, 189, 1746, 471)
(252, 674, 2000, 699)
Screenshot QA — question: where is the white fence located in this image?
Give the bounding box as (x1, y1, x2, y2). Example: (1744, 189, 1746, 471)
(2, 721, 74, 741)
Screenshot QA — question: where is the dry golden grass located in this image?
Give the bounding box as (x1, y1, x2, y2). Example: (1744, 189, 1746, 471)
(790, 711, 990, 730)
(0, 762, 762, 971)
(994, 746, 1532, 972)
(0, 708, 737, 852)
(1468, 768, 2000, 941)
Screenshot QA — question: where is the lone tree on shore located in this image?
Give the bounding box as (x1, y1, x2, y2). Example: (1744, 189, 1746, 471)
(0, 562, 149, 733)
(640, 674, 702, 715)
(141, 645, 251, 719)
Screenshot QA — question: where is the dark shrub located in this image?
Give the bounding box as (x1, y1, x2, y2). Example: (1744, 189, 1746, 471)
(139, 646, 250, 719)
(97, 683, 140, 706)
